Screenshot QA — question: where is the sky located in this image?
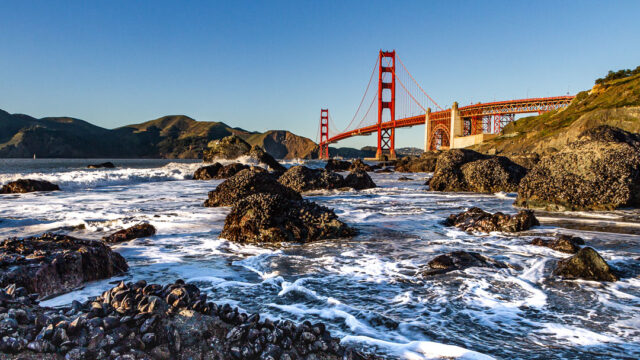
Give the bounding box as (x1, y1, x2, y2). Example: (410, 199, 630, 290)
(1, 0, 639, 149)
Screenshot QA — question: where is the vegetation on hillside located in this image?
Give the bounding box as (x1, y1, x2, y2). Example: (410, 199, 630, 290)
(595, 65, 640, 85)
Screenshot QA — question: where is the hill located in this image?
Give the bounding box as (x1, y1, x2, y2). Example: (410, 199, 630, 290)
(472, 71, 640, 155)
(0, 110, 315, 159)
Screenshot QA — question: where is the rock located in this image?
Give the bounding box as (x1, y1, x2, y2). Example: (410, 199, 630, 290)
(217, 163, 252, 178)
(531, 235, 585, 254)
(552, 247, 618, 282)
(0, 233, 128, 298)
(444, 207, 539, 233)
(0, 179, 60, 194)
(349, 159, 374, 172)
(278, 166, 345, 192)
(192, 163, 223, 180)
(420, 251, 511, 276)
(325, 159, 351, 172)
(395, 152, 440, 172)
(102, 223, 156, 243)
(87, 162, 115, 169)
(374, 168, 393, 173)
(343, 169, 376, 190)
(516, 126, 640, 210)
(248, 146, 286, 172)
(203, 135, 252, 161)
(397, 176, 412, 181)
(204, 169, 301, 207)
(506, 154, 540, 170)
(221, 193, 355, 244)
(428, 149, 527, 193)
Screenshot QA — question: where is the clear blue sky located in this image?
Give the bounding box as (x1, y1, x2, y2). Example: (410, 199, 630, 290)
(1, 0, 639, 149)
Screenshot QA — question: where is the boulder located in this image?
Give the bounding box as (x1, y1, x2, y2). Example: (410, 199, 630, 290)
(0, 233, 128, 298)
(395, 152, 440, 172)
(349, 159, 374, 172)
(203, 135, 251, 161)
(552, 247, 618, 282)
(0, 179, 60, 194)
(248, 145, 286, 172)
(216, 163, 251, 179)
(193, 163, 223, 180)
(429, 149, 527, 193)
(221, 193, 355, 244)
(87, 162, 115, 169)
(531, 235, 585, 254)
(516, 126, 640, 210)
(420, 251, 511, 276)
(278, 166, 345, 192)
(325, 159, 351, 171)
(445, 207, 539, 233)
(102, 223, 157, 244)
(204, 169, 301, 207)
(344, 169, 376, 190)
(397, 176, 412, 181)
(506, 154, 540, 170)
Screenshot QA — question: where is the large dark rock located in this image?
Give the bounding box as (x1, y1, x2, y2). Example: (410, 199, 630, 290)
(420, 251, 511, 276)
(102, 223, 157, 244)
(221, 193, 355, 244)
(344, 169, 376, 190)
(248, 145, 286, 172)
(531, 235, 585, 254)
(204, 169, 301, 207)
(428, 149, 527, 193)
(193, 163, 223, 180)
(0, 179, 60, 194)
(552, 247, 618, 282)
(278, 166, 345, 192)
(216, 163, 251, 179)
(445, 207, 539, 233)
(87, 162, 115, 169)
(325, 159, 351, 171)
(349, 159, 374, 172)
(395, 152, 440, 173)
(203, 135, 251, 161)
(506, 154, 540, 170)
(0, 233, 128, 298)
(517, 126, 640, 210)
(193, 163, 259, 180)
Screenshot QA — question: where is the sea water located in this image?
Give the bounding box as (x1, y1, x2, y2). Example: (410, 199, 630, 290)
(0, 159, 639, 359)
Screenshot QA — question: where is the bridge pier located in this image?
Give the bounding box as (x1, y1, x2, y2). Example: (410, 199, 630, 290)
(449, 102, 463, 147)
(423, 107, 431, 152)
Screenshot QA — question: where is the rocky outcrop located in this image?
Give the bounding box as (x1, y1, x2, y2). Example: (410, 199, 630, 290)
(193, 163, 223, 180)
(325, 159, 352, 172)
(245, 130, 319, 160)
(0, 280, 373, 359)
(102, 223, 157, 244)
(278, 166, 345, 192)
(552, 247, 618, 282)
(349, 159, 374, 172)
(221, 193, 355, 244)
(204, 169, 301, 207)
(0, 233, 128, 298)
(0, 179, 60, 194)
(203, 135, 251, 161)
(395, 152, 440, 173)
(344, 169, 376, 190)
(87, 162, 115, 169)
(248, 145, 286, 172)
(420, 251, 512, 276)
(531, 235, 585, 254)
(506, 154, 540, 170)
(445, 207, 539, 233)
(516, 126, 640, 210)
(193, 163, 260, 180)
(429, 149, 527, 193)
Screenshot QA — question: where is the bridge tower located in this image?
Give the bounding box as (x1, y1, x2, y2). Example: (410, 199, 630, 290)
(319, 109, 329, 159)
(376, 50, 396, 161)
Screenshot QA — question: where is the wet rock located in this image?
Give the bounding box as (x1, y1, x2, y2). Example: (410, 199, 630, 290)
(421, 251, 511, 276)
(192, 163, 223, 180)
(221, 193, 355, 244)
(428, 149, 527, 193)
(102, 223, 156, 243)
(517, 126, 640, 210)
(87, 162, 115, 169)
(444, 207, 539, 233)
(395, 152, 440, 173)
(325, 159, 351, 171)
(397, 176, 412, 181)
(278, 166, 345, 192)
(0, 233, 128, 298)
(0, 179, 60, 194)
(552, 247, 619, 282)
(204, 169, 301, 207)
(531, 235, 585, 254)
(203, 135, 252, 161)
(349, 159, 374, 172)
(248, 146, 287, 173)
(374, 168, 393, 173)
(343, 169, 376, 190)
(217, 163, 252, 178)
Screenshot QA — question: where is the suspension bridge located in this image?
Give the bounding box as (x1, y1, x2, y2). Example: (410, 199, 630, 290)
(317, 50, 574, 160)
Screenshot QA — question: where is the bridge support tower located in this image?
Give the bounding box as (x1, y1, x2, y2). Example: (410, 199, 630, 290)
(449, 102, 463, 147)
(319, 109, 329, 159)
(376, 50, 396, 161)
(423, 107, 431, 152)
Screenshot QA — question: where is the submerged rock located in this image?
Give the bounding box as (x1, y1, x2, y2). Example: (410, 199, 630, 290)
(344, 169, 376, 190)
(204, 169, 301, 207)
(395, 152, 440, 173)
(0, 179, 60, 194)
(428, 149, 527, 193)
(0, 233, 128, 298)
(102, 223, 157, 243)
(445, 207, 539, 233)
(552, 247, 618, 282)
(278, 166, 345, 192)
(531, 235, 585, 254)
(325, 159, 352, 171)
(87, 162, 115, 169)
(420, 251, 511, 276)
(517, 126, 640, 210)
(221, 193, 355, 244)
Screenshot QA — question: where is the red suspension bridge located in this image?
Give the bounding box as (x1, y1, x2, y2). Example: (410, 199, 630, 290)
(318, 50, 574, 160)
